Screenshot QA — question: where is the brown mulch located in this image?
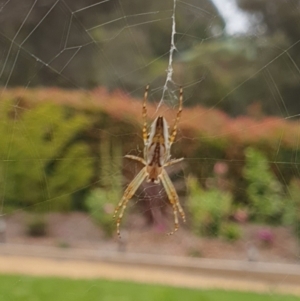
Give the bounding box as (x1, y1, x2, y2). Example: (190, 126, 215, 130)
(3, 212, 300, 263)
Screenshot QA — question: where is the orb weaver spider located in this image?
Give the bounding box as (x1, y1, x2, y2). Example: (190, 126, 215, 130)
(113, 85, 186, 238)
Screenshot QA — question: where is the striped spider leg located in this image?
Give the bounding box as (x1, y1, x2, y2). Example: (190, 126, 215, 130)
(113, 85, 186, 238)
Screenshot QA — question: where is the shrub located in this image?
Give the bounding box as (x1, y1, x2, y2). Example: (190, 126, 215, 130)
(220, 223, 242, 242)
(26, 215, 47, 237)
(188, 249, 203, 258)
(187, 176, 232, 237)
(0, 100, 93, 212)
(3, 88, 300, 220)
(232, 207, 249, 223)
(243, 147, 286, 224)
(283, 178, 300, 239)
(57, 241, 71, 248)
(86, 133, 123, 238)
(86, 188, 116, 238)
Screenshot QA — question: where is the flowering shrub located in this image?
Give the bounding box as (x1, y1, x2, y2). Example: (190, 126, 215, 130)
(257, 228, 275, 246)
(1, 87, 300, 228)
(233, 208, 249, 223)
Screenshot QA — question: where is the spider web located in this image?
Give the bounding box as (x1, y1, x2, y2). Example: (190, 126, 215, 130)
(0, 0, 300, 298)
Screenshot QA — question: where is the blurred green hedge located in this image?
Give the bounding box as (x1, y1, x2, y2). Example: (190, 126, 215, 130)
(0, 88, 298, 219)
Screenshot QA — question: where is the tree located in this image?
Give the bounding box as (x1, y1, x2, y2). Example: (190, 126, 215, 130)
(237, 0, 300, 116)
(0, 0, 224, 91)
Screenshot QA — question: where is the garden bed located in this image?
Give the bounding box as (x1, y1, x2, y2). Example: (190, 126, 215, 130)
(3, 212, 299, 264)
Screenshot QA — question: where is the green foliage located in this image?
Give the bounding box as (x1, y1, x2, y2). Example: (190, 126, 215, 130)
(56, 240, 71, 248)
(283, 178, 300, 239)
(0, 1, 224, 91)
(0, 100, 93, 212)
(26, 215, 47, 237)
(3, 88, 300, 234)
(237, 0, 300, 44)
(237, 1, 300, 116)
(188, 249, 203, 258)
(220, 223, 242, 242)
(178, 35, 291, 115)
(86, 188, 115, 238)
(86, 134, 122, 237)
(187, 176, 232, 237)
(2, 0, 300, 119)
(243, 147, 286, 224)
(180, 39, 259, 111)
(99, 134, 123, 190)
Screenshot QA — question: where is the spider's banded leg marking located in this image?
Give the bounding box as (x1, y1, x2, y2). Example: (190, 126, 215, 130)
(142, 85, 149, 145)
(114, 167, 148, 238)
(125, 155, 146, 165)
(169, 203, 179, 236)
(169, 86, 183, 146)
(161, 169, 186, 222)
(160, 169, 186, 235)
(163, 157, 184, 168)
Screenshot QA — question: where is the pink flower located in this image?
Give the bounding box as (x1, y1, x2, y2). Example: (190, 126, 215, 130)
(214, 162, 228, 176)
(257, 229, 274, 245)
(233, 209, 248, 223)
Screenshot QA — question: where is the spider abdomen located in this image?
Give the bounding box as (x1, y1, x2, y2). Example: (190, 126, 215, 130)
(147, 116, 170, 166)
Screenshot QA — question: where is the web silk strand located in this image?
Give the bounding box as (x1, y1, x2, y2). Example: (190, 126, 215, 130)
(158, 0, 177, 109)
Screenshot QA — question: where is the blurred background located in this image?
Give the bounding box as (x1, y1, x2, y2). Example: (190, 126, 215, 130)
(0, 0, 300, 299)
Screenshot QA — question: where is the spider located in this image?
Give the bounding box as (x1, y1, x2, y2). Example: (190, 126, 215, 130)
(113, 85, 186, 238)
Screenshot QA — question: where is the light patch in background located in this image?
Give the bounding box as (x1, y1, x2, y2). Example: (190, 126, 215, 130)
(211, 0, 251, 34)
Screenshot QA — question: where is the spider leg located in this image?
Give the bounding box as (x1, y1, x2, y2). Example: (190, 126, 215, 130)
(163, 157, 184, 168)
(125, 154, 146, 165)
(169, 86, 183, 146)
(159, 169, 186, 235)
(113, 167, 148, 238)
(143, 85, 149, 146)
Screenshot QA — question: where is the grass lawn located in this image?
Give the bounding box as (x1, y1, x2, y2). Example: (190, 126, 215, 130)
(0, 274, 298, 301)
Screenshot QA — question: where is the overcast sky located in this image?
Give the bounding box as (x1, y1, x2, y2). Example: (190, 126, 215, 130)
(211, 0, 250, 34)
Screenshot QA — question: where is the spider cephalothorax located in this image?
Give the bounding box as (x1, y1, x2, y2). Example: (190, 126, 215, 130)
(113, 85, 186, 237)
